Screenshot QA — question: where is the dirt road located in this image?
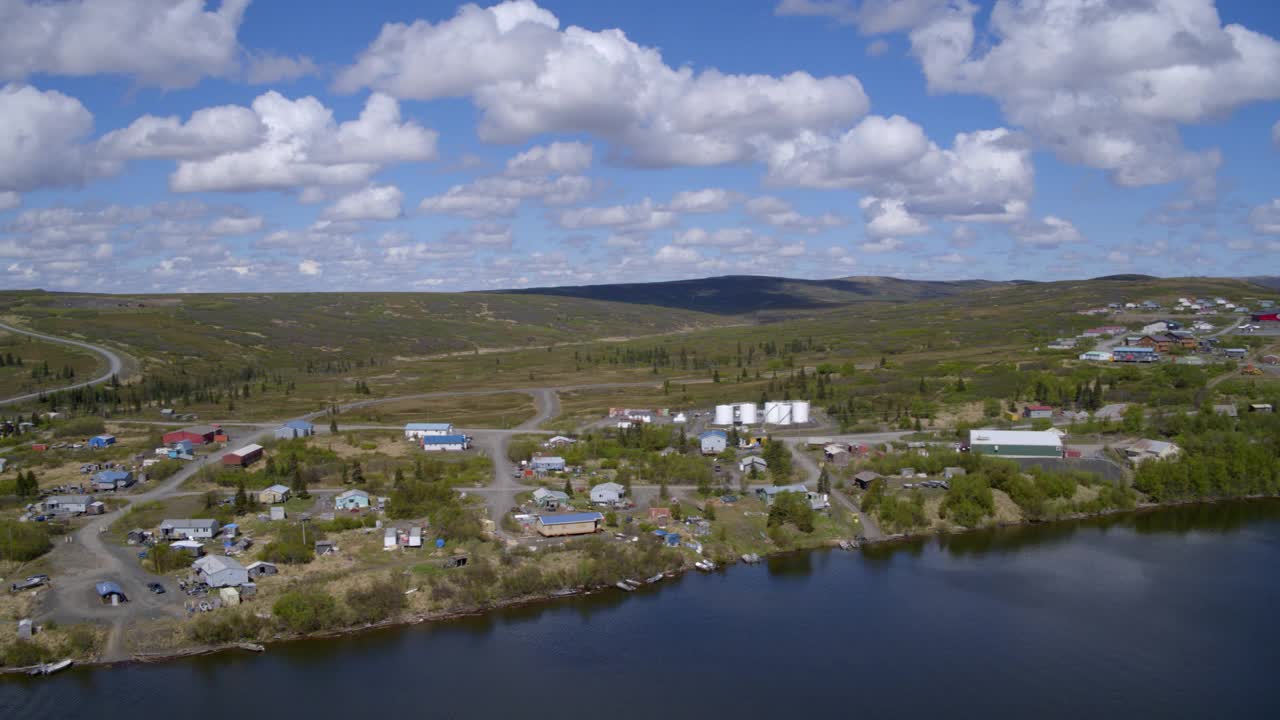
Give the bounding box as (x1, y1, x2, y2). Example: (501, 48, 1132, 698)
(0, 320, 125, 406)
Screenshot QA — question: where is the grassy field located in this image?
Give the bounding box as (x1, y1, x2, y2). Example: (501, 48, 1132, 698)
(0, 330, 104, 398)
(340, 392, 537, 428)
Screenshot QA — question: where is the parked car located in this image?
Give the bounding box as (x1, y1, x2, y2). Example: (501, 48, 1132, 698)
(147, 582, 165, 594)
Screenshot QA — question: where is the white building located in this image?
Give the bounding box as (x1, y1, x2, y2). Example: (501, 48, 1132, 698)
(404, 423, 454, 440)
(590, 482, 625, 505)
(193, 555, 248, 588)
(160, 518, 220, 540)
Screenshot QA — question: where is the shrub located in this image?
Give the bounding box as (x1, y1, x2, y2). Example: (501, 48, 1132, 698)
(941, 475, 994, 528)
(2, 639, 53, 667)
(189, 611, 268, 644)
(273, 588, 342, 633)
(258, 524, 316, 565)
(766, 491, 815, 533)
(345, 575, 407, 625)
(52, 416, 106, 438)
(0, 520, 52, 561)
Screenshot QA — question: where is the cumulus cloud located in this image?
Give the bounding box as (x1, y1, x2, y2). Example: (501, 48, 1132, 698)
(245, 53, 320, 85)
(0, 0, 248, 88)
(860, 197, 929, 238)
(858, 237, 903, 253)
(505, 141, 593, 176)
(323, 184, 404, 221)
(665, 188, 741, 214)
(0, 192, 18, 211)
(0, 83, 108, 194)
(168, 92, 437, 193)
(421, 174, 591, 218)
(1013, 216, 1084, 248)
(556, 199, 676, 232)
(1251, 199, 1280, 235)
(897, 0, 1278, 188)
(336, 0, 868, 167)
(744, 196, 846, 233)
(654, 245, 701, 264)
(97, 105, 264, 161)
(298, 259, 322, 276)
(444, 222, 514, 249)
(208, 215, 264, 235)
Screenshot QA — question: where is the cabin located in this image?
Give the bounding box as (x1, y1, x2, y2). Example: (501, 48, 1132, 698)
(1126, 439, 1181, 464)
(532, 487, 570, 511)
(274, 420, 315, 440)
(258, 484, 290, 504)
(530, 456, 567, 473)
(535, 512, 604, 537)
(335, 489, 371, 510)
(1112, 347, 1159, 363)
(159, 518, 220, 540)
(589, 482, 625, 505)
(853, 471, 881, 490)
(91, 469, 134, 491)
(222, 444, 264, 468)
(45, 494, 92, 515)
(739, 456, 768, 473)
(823, 444, 851, 466)
(193, 555, 249, 588)
(1022, 405, 1053, 420)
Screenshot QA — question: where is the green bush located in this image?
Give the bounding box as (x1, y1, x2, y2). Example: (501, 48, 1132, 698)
(189, 611, 268, 644)
(766, 491, 815, 533)
(273, 588, 342, 633)
(52, 416, 106, 438)
(2, 639, 54, 667)
(941, 475, 994, 528)
(345, 575, 407, 625)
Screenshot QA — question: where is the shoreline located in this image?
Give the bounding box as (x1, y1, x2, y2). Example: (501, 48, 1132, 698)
(9, 493, 1279, 677)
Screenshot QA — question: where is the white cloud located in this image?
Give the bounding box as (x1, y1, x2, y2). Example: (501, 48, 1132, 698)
(860, 197, 929, 238)
(97, 105, 264, 161)
(779, 241, 806, 257)
(674, 227, 767, 247)
(764, 118, 1032, 224)
(208, 215, 264, 235)
(744, 196, 846, 233)
(1273, 120, 1280, 149)
(298, 259, 322, 276)
(1251, 199, 1280, 235)
(444, 222, 514, 249)
(1013, 216, 1084, 248)
(0, 83, 108, 193)
(505, 141, 593, 176)
(0, 192, 18, 211)
(776, 0, 951, 33)
(934, 252, 968, 264)
(323, 184, 404, 221)
(654, 245, 701, 264)
(169, 92, 438, 193)
(420, 175, 590, 219)
(337, 0, 868, 167)
(898, 0, 1279, 188)
(666, 188, 740, 214)
(420, 187, 522, 218)
(246, 53, 320, 85)
(858, 238, 903, 253)
(0, 0, 248, 89)
(1106, 250, 1131, 264)
(557, 199, 676, 232)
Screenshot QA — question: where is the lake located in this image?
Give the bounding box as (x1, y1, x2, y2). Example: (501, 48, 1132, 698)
(5, 500, 1280, 719)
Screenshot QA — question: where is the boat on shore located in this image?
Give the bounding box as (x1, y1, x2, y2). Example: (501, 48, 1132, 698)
(740, 553, 760, 564)
(27, 659, 73, 676)
(695, 560, 716, 571)
(615, 579, 640, 592)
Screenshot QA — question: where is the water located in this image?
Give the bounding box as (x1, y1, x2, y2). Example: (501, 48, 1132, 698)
(5, 501, 1280, 719)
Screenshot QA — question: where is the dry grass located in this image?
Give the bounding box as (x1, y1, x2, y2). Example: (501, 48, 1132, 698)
(342, 393, 537, 429)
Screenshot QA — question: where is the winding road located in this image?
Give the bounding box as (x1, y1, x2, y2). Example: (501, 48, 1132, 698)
(0, 321, 126, 406)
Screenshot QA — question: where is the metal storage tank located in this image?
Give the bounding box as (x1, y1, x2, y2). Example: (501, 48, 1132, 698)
(792, 400, 810, 424)
(737, 402, 758, 425)
(763, 401, 786, 425)
(714, 404, 733, 425)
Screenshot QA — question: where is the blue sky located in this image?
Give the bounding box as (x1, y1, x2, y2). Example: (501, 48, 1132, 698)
(1, 0, 1278, 293)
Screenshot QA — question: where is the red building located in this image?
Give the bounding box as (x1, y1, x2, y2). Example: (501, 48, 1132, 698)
(1251, 313, 1279, 322)
(162, 425, 218, 445)
(222, 443, 264, 467)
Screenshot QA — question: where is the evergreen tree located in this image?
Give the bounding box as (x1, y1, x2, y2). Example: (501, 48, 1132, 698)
(394, 467, 405, 489)
(330, 416, 339, 434)
(817, 466, 831, 495)
(350, 461, 365, 485)
(234, 480, 249, 515)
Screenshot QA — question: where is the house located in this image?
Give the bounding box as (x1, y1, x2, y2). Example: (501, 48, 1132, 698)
(193, 555, 249, 588)
(1175, 355, 1206, 365)
(87, 434, 116, 449)
(95, 581, 128, 605)
(45, 494, 92, 515)
(258, 484, 290, 504)
(167, 439, 195, 459)
(755, 484, 829, 511)
(943, 467, 967, 480)
(532, 487, 569, 510)
(1261, 354, 1279, 365)
(535, 512, 604, 537)
(1212, 404, 1238, 417)
(853, 471, 881, 490)
(530, 456, 567, 473)
(1078, 350, 1112, 362)
(335, 489, 370, 510)
(162, 425, 218, 445)
(1249, 403, 1274, 414)
(699, 430, 728, 455)
(170, 539, 205, 557)
(589, 482, 625, 505)
(1023, 405, 1053, 419)
(1126, 439, 1181, 464)
(1224, 348, 1248, 359)
(967, 429, 1063, 458)
(824, 444, 851, 466)
(159, 518, 220, 540)
(739, 455, 768, 473)
(91, 469, 134, 491)
(544, 435, 576, 448)
(222, 444, 264, 467)
(1112, 346, 1159, 363)
(404, 422, 454, 440)
(274, 420, 315, 440)
(421, 435, 469, 452)
(1047, 338, 1077, 350)
(1141, 321, 1169, 335)
(1134, 334, 1177, 352)
(87, 501, 106, 515)
(408, 527, 423, 548)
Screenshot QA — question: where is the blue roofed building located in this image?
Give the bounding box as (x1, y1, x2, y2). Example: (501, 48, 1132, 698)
(421, 434, 469, 452)
(88, 434, 116, 449)
(91, 469, 134, 491)
(274, 420, 315, 440)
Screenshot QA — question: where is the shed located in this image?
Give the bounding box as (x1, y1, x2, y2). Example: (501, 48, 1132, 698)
(159, 518, 220, 540)
(1022, 405, 1053, 419)
(1249, 403, 1273, 413)
(269, 506, 286, 521)
(88, 434, 116, 449)
(95, 581, 128, 604)
(531, 456, 567, 473)
(219, 587, 241, 607)
(274, 420, 315, 440)
(535, 512, 604, 537)
(738, 455, 768, 473)
(222, 443, 264, 467)
(589, 482, 625, 505)
(92, 469, 134, 491)
(162, 425, 218, 445)
(823, 444, 851, 465)
(335, 489, 371, 510)
(258, 484, 290, 504)
(1212, 404, 1238, 418)
(171, 539, 205, 557)
(853, 471, 881, 490)
(193, 555, 249, 588)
